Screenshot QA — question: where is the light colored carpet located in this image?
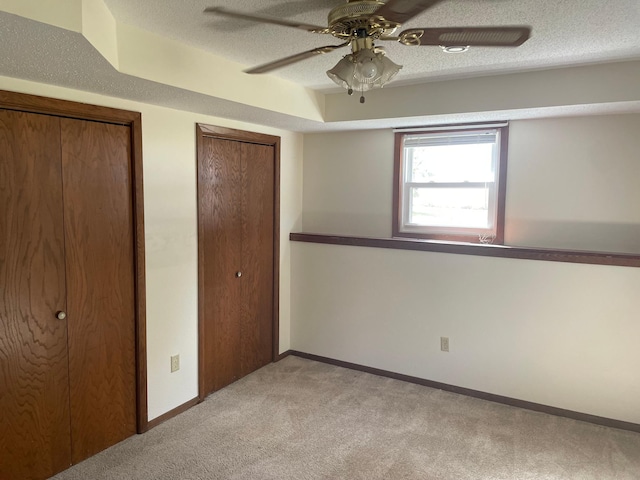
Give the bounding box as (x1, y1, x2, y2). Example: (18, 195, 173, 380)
(52, 356, 640, 479)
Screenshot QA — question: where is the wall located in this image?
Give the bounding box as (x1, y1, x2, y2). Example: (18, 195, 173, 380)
(324, 61, 640, 123)
(293, 114, 640, 423)
(0, 76, 303, 421)
(506, 116, 640, 253)
(302, 129, 394, 237)
(302, 114, 640, 253)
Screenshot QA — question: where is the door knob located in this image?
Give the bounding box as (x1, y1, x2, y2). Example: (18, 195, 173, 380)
(235, 271, 242, 278)
(56, 311, 67, 320)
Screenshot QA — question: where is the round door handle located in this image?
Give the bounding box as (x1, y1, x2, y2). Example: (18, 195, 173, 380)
(56, 311, 67, 320)
(235, 271, 242, 278)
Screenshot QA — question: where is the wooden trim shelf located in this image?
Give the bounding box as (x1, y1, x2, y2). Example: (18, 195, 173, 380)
(290, 233, 640, 268)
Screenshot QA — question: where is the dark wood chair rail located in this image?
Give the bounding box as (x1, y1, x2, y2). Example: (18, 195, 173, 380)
(290, 233, 640, 268)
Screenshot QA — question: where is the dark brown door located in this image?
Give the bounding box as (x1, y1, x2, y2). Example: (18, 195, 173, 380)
(61, 119, 137, 463)
(200, 135, 275, 396)
(0, 110, 72, 480)
(239, 142, 274, 377)
(201, 137, 243, 393)
(0, 111, 137, 479)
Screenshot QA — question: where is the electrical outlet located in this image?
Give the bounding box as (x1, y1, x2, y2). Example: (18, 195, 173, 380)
(170, 354, 180, 373)
(440, 337, 449, 352)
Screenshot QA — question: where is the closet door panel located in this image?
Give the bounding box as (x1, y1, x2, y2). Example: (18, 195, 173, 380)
(201, 136, 243, 394)
(0, 110, 71, 480)
(240, 142, 274, 377)
(60, 119, 136, 463)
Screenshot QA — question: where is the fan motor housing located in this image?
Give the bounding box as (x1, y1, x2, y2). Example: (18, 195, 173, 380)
(328, 0, 399, 38)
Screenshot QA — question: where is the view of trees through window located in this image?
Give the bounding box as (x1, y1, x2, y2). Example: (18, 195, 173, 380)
(394, 124, 507, 243)
(407, 143, 495, 228)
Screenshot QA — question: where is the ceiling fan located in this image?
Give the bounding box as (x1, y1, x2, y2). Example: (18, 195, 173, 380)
(204, 0, 531, 102)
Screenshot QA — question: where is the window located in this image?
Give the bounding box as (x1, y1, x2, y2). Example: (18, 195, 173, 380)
(393, 123, 508, 244)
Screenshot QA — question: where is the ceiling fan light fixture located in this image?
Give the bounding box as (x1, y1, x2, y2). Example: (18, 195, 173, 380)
(206, 3, 532, 98)
(326, 54, 356, 90)
(354, 49, 383, 83)
(327, 49, 402, 94)
(377, 54, 403, 85)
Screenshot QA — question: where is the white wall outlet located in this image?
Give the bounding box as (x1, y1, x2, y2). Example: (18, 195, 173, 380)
(170, 354, 180, 373)
(440, 337, 450, 352)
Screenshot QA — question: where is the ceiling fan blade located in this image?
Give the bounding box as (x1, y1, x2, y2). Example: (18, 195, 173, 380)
(374, 0, 445, 24)
(244, 43, 349, 74)
(399, 26, 531, 46)
(204, 7, 329, 33)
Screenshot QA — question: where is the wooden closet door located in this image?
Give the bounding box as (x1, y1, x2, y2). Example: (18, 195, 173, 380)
(60, 119, 137, 463)
(200, 134, 276, 396)
(239, 142, 274, 377)
(0, 110, 71, 480)
(201, 136, 243, 394)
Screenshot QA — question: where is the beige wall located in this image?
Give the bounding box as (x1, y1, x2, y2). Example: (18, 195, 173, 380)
(302, 115, 640, 253)
(291, 242, 640, 423)
(294, 114, 640, 423)
(506, 116, 640, 253)
(4, 70, 638, 425)
(324, 62, 640, 123)
(0, 76, 303, 421)
(303, 129, 395, 237)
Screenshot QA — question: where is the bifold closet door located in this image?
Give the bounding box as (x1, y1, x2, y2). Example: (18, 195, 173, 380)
(239, 141, 274, 378)
(200, 136, 274, 396)
(201, 137, 243, 393)
(0, 112, 137, 480)
(60, 118, 137, 464)
(0, 110, 71, 480)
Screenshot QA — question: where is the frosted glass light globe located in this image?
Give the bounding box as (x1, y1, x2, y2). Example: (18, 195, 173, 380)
(359, 60, 378, 79)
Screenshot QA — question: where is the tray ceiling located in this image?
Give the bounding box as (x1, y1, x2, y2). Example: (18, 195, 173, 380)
(1, 1, 639, 131)
(103, 0, 640, 89)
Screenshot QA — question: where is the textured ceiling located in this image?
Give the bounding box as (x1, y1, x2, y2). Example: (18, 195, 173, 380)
(1, 1, 640, 132)
(103, 0, 640, 89)
(0, 11, 317, 131)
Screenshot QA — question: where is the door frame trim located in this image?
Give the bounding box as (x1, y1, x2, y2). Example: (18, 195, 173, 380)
(0, 89, 149, 433)
(196, 124, 281, 402)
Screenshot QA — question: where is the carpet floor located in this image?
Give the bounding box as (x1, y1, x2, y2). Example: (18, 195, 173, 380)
(52, 356, 640, 479)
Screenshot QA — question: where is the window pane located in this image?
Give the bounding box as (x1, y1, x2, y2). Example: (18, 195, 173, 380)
(409, 187, 491, 228)
(408, 143, 494, 183)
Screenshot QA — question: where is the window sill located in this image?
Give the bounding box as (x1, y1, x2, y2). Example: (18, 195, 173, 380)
(289, 233, 640, 268)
